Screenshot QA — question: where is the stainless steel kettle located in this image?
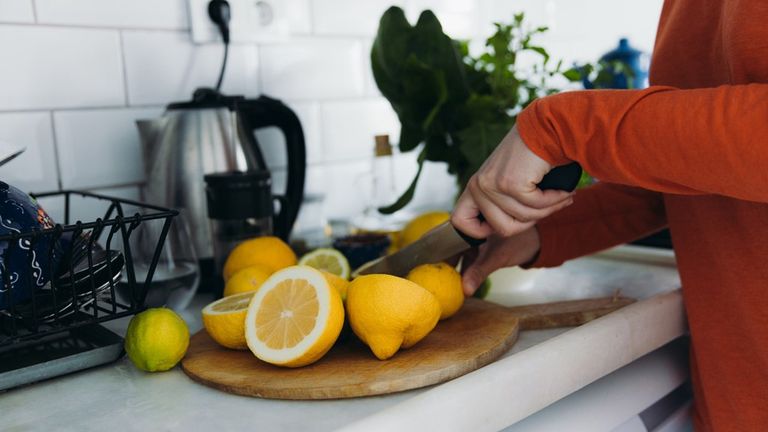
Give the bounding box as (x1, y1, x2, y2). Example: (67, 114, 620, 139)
(137, 88, 306, 261)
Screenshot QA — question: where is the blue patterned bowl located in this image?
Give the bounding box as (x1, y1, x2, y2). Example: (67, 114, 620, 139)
(0, 181, 59, 311)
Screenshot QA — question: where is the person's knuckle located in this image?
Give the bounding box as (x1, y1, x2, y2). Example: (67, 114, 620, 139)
(497, 173, 520, 194)
(468, 175, 482, 193)
(496, 223, 517, 237)
(513, 213, 533, 223)
(477, 173, 495, 192)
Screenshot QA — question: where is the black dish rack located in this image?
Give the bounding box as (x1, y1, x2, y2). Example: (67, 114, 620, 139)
(0, 191, 177, 390)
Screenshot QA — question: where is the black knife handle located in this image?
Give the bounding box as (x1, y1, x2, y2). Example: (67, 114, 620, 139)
(457, 162, 582, 246)
(457, 227, 487, 247)
(538, 162, 582, 191)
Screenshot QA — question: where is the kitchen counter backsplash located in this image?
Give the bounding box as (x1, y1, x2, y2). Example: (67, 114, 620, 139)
(0, 0, 661, 222)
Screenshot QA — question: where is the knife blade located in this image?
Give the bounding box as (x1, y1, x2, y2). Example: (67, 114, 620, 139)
(355, 162, 583, 277)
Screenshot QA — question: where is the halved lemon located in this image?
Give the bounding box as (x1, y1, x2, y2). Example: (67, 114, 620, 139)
(298, 248, 351, 280)
(245, 266, 344, 367)
(202, 291, 256, 350)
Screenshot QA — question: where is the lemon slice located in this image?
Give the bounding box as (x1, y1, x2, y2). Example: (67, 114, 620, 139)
(245, 266, 344, 367)
(202, 291, 256, 350)
(298, 248, 351, 280)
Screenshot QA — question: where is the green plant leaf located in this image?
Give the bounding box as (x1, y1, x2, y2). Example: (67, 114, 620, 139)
(473, 278, 492, 299)
(399, 124, 424, 152)
(527, 46, 550, 64)
(562, 67, 583, 81)
(454, 120, 511, 173)
(371, 6, 471, 159)
(378, 149, 427, 214)
(372, 8, 568, 209)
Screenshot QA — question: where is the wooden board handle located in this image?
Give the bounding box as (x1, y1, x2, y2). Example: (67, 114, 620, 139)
(504, 296, 636, 330)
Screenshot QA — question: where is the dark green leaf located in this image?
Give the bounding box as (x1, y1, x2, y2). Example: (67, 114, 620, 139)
(454, 121, 511, 173)
(378, 150, 427, 214)
(399, 124, 423, 152)
(562, 66, 584, 82)
(372, 8, 569, 208)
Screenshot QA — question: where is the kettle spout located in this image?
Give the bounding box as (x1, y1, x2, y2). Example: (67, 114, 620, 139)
(136, 118, 166, 154)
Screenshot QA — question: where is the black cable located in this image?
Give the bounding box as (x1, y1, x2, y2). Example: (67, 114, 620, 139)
(208, 0, 231, 91)
(215, 42, 229, 91)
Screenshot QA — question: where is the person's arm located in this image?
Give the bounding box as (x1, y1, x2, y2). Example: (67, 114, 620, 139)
(461, 182, 666, 294)
(518, 85, 768, 202)
(530, 182, 666, 268)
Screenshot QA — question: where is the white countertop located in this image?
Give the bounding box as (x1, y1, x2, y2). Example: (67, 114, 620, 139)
(1, 249, 684, 432)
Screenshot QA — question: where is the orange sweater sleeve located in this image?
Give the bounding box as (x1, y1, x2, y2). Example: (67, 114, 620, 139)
(517, 85, 768, 203)
(527, 182, 667, 268)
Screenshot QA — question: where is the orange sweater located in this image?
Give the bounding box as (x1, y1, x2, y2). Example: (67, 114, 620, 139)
(517, 1, 768, 430)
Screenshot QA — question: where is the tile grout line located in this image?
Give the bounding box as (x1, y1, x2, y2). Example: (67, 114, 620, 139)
(30, 0, 38, 23)
(0, 21, 390, 40)
(0, 21, 191, 32)
(0, 97, 387, 115)
(47, 112, 63, 192)
(306, 0, 316, 35)
(256, 44, 265, 96)
(117, 30, 131, 106)
(0, 104, 168, 114)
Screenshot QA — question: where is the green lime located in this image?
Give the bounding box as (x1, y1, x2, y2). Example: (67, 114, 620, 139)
(124, 308, 190, 372)
(473, 279, 492, 299)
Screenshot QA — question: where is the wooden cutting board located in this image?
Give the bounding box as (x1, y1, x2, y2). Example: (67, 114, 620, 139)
(181, 296, 633, 400)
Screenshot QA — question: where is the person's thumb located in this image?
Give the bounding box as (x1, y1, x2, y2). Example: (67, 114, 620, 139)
(462, 259, 492, 297)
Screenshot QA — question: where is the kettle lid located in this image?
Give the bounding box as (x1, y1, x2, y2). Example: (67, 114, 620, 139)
(166, 87, 245, 110)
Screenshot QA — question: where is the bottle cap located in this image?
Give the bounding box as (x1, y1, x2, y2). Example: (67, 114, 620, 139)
(374, 135, 393, 157)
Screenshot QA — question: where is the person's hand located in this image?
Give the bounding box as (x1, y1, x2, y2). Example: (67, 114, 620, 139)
(452, 126, 574, 239)
(461, 228, 541, 296)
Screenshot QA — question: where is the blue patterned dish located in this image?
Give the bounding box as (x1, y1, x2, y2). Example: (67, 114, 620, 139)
(0, 181, 59, 310)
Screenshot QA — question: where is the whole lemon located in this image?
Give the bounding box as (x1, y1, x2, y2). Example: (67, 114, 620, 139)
(125, 308, 190, 372)
(386, 231, 402, 255)
(407, 263, 464, 320)
(346, 274, 441, 360)
(321, 270, 350, 301)
(223, 264, 273, 297)
(399, 211, 450, 249)
(223, 236, 297, 281)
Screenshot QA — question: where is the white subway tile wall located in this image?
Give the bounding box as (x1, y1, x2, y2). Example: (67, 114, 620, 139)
(320, 98, 400, 163)
(259, 38, 366, 100)
(0, 112, 58, 192)
(0, 0, 663, 223)
(0, 25, 125, 110)
(53, 107, 163, 190)
(0, 0, 34, 23)
(121, 30, 259, 105)
(313, 0, 404, 36)
(34, 0, 189, 29)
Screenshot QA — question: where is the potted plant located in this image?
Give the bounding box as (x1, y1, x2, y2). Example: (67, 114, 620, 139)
(371, 7, 583, 214)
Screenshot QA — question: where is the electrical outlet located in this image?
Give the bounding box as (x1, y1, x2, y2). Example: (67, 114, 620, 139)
(188, 0, 291, 43)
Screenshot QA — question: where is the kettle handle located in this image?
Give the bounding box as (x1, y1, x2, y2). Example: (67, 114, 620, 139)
(237, 96, 306, 240)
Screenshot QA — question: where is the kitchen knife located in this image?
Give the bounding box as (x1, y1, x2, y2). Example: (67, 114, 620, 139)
(356, 162, 583, 277)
